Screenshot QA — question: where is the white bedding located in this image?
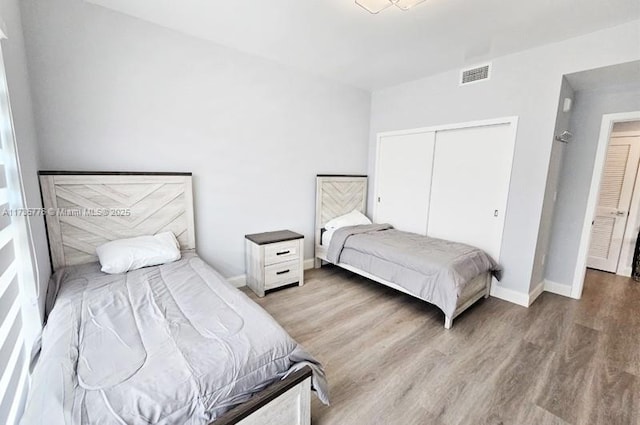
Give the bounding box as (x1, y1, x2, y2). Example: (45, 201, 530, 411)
(322, 229, 336, 246)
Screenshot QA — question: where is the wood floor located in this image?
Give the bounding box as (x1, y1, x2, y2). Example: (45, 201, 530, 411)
(242, 266, 640, 425)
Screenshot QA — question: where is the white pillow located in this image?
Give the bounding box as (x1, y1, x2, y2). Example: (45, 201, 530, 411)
(325, 209, 372, 230)
(96, 232, 181, 274)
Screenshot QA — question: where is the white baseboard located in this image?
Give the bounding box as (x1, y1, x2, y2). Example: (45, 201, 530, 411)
(490, 284, 529, 307)
(491, 279, 571, 308)
(543, 280, 572, 297)
(490, 280, 545, 308)
(303, 258, 315, 270)
(227, 259, 316, 288)
(227, 275, 247, 288)
(528, 281, 545, 306)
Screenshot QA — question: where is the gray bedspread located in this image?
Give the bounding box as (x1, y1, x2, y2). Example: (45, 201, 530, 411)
(327, 224, 501, 317)
(21, 252, 328, 425)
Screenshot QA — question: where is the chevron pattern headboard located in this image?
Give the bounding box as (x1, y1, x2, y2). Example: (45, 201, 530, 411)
(315, 175, 368, 246)
(39, 172, 196, 271)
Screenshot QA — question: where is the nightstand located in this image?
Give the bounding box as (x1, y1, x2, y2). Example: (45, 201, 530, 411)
(245, 230, 304, 297)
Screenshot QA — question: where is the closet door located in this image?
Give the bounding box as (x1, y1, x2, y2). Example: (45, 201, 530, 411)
(374, 131, 435, 234)
(428, 123, 515, 261)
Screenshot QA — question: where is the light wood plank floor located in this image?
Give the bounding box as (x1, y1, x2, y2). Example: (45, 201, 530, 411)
(243, 266, 640, 425)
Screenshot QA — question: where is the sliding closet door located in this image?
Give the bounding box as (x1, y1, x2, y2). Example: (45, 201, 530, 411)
(374, 131, 435, 234)
(428, 123, 515, 261)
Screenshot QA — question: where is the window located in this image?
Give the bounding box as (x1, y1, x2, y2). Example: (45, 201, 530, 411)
(0, 37, 37, 425)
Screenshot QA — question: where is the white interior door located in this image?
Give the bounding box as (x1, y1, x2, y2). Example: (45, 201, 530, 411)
(374, 131, 435, 234)
(427, 123, 515, 262)
(587, 137, 640, 272)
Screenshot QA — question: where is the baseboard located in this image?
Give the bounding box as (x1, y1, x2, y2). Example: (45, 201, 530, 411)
(490, 284, 529, 307)
(227, 275, 247, 288)
(528, 281, 545, 306)
(227, 259, 316, 288)
(303, 258, 315, 270)
(543, 280, 572, 297)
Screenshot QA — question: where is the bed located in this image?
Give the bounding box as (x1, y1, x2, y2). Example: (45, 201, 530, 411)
(314, 174, 499, 329)
(22, 171, 327, 425)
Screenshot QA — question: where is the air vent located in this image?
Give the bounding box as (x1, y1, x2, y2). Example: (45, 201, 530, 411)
(460, 63, 491, 85)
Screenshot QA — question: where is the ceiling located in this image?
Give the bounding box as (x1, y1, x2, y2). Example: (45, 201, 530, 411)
(86, 0, 640, 90)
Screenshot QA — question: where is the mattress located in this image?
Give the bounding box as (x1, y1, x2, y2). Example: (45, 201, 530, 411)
(21, 252, 327, 425)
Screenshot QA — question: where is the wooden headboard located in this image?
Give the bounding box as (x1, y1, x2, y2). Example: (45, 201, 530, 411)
(315, 174, 368, 246)
(39, 172, 196, 271)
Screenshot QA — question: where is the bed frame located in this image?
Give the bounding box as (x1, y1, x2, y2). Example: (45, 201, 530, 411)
(38, 171, 312, 425)
(314, 174, 491, 329)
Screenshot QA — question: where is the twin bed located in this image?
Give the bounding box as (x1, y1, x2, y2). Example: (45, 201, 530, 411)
(314, 175, 499, 329)
(23, 172, 327, 425)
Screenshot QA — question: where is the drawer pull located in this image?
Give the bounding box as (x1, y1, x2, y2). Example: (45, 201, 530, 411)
(276, 250, 290, 256)
(276, 269, 290, 275)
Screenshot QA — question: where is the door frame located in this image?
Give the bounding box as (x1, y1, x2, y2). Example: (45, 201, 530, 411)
(373, 116, 519, 263)
(572, 111, 640, 299)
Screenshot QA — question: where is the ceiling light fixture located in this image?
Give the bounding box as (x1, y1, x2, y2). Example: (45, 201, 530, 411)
(356, 0, 427, 14)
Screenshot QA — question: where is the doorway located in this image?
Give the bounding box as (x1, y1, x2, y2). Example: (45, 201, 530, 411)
(541, 61, 640, 302)
(573, 112, 640, 297)
(587, 120, 640, 275)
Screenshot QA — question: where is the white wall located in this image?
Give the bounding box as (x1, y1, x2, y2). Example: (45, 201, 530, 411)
(545, 83, 640, 288)
(530, 78, 574, 289)
(369, 21, 640, 299)
(20, 0, 371, 277)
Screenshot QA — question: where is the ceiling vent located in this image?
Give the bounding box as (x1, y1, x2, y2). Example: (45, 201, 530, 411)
(460, 63, 491, 86)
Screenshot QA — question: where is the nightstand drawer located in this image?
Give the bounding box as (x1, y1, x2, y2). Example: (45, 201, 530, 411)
(264, 240, 300, 265)
(264, 260, 300, 289)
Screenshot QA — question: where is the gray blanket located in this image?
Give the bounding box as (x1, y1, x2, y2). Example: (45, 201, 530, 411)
(21, 253, 328, 425)
(327, 224, 501, 316)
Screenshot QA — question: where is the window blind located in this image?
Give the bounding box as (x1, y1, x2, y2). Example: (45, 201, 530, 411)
(0, 41, 31, 425)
